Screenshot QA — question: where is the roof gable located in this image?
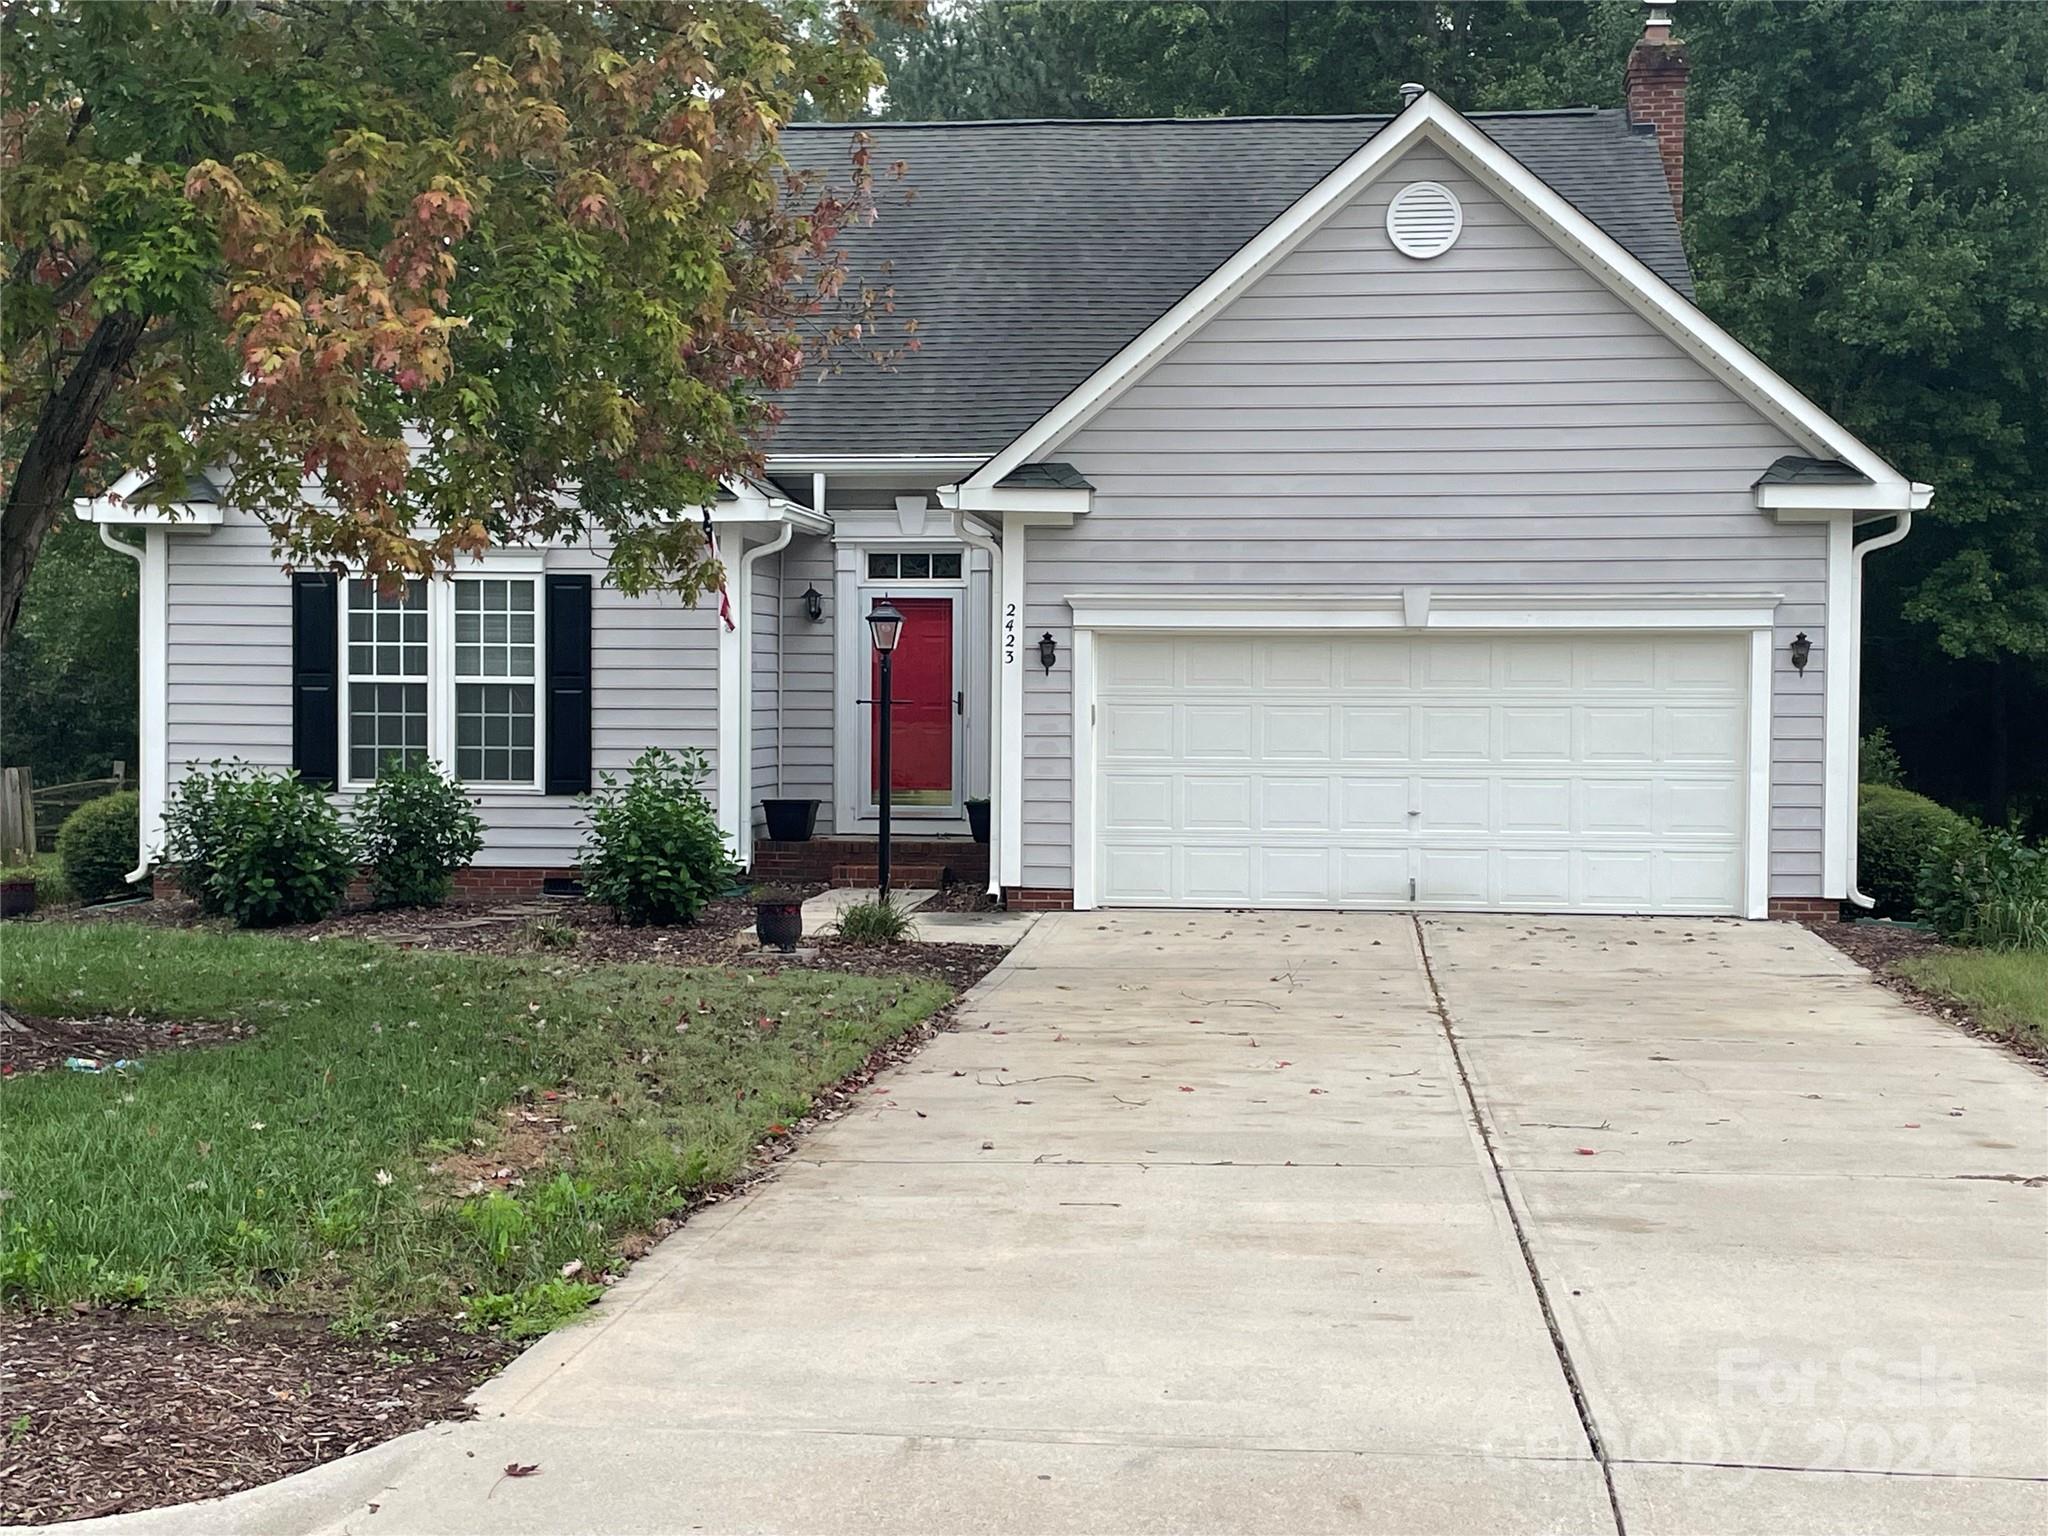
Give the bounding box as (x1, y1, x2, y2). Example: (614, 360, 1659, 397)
(771, 105, 1689, 460)
(962, 92, 1917, 499)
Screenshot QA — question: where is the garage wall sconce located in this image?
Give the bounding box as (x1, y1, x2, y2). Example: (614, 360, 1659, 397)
(1038, 631, 1059, 675)
(801, 584, 824, 622)
(1789, 632, 1812, 673)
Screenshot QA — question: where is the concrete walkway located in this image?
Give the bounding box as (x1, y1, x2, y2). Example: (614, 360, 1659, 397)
(63, 913, 2046, 1535)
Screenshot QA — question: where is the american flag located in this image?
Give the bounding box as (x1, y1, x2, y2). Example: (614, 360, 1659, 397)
(703, 508, 734, 631)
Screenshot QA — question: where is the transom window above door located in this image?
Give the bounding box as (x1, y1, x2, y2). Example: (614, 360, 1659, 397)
(866, 551, 961, 581)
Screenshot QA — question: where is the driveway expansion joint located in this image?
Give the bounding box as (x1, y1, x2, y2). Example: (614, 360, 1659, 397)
(1413, 915, 1629, 1536)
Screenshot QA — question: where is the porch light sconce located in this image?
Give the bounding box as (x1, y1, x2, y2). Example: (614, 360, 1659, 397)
(1038, 631, 1058, 675)
(1789, 632, 1812, 674)
(801, 583, 824, 622)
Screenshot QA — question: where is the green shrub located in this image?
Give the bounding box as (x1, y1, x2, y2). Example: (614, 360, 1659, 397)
(162, 762, 357, 926)
(578, 748, 732, 925)
(1859, 728, 1906, 789)
(53, 790, 138, 904)
(354, 759, 484, 908)
(836, 896, 914, 944)
(1858, 784, 1968, 917)
(1917, 821, 2048, 951)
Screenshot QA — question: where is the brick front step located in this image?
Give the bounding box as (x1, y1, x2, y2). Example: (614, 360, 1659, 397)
(755, 835, 987, 889)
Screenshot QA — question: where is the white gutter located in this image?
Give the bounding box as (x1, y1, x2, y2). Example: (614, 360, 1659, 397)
(735, 520, 795, 871)
(1847, 510, 1914, 909)
(97, 524, 162, 886)
(952, 510, 1004, 898)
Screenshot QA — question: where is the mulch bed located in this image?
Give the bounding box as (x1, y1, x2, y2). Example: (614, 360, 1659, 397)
(0, 1011, 252, 1078)
(1811, 919, 2047, 1070)
(0, 1311, 518, 1526)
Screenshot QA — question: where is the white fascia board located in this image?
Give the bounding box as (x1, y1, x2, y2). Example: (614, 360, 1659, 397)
(944, 483, 1089, 519)
(1760, 481, 1934, 514)
(968, 91, 1920, 501)
(73, 496, 224, 528)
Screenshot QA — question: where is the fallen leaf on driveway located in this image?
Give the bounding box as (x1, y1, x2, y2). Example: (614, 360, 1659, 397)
(1178, 1085, 1195, 1093)
(1575, 1148, 1598, 1156)
(505, 1463, 541, 1478)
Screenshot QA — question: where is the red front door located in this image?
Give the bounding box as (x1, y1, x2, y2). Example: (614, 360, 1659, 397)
(871, 595, 955, 807)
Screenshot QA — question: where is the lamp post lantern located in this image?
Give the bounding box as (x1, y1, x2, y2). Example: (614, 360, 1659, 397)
(866, 599, 905, 900)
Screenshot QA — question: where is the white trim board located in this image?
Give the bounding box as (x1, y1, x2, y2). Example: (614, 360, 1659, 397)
(965, 91, 1919, 503)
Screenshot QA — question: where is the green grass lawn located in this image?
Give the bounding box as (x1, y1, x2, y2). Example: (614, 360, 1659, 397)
(0, 923, 950, 1329)
(1897, 948, 2048, 1049)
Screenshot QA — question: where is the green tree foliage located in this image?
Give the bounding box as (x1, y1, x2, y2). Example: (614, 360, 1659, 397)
(877, 0, 2046, 826)
(0, 512, 137, 783)
(1, 0, 918, 640)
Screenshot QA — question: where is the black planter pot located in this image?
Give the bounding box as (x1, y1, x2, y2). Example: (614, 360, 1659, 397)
(0, 878, 35, 919)
(756, 900, 804, 952)
(965, 799, 991, 845)
(761, 798, 820, 843)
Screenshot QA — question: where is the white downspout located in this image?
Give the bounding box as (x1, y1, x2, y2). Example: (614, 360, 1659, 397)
(97, 523, 162, 886)
(1846, 510, 1913, 909)
(952, 510, 1003, 899)
(736, 520, 795, 872)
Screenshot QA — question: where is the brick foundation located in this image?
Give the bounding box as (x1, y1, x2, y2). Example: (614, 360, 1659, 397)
(1767, 897, 1842, 924)
(1004, 887, 1075, 912)
(452, 866, 578, 899)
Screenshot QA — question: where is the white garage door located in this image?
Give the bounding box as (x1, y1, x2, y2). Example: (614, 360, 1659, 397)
(1093, 632, 1750, 914)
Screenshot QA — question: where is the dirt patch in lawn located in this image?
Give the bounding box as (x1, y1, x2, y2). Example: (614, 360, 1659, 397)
(1812, 920, 2048, 1069)
(0, 1310, 518, 1526)
(0, 1010, 253, 1078)
(76, 890, 1012, 993)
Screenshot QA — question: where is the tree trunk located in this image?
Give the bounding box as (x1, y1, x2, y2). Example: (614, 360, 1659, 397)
(1, 307, 150, 643)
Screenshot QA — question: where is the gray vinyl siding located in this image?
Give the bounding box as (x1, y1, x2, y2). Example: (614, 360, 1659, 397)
(777, 535, 837, 834)
(163, 512, 722, 869)
(1022, 143, 1829, 897)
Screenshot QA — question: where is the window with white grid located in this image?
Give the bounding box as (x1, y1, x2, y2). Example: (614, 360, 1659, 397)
(345, 578, 430, 782)
(453, 578, 538, 786)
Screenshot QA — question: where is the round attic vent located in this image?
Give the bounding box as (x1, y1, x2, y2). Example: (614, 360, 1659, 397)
(1386, 181, 1463, 259)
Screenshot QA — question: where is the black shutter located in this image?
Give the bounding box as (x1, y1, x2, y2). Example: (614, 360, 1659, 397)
(545, 574, 593, 796)
(291, 572, 340, 788)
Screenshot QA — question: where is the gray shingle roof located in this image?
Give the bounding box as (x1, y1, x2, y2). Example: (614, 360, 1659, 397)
(1755, 455, 1869, 486)
(997, 461, 1093, 490)
(770, 109, 1692, 459)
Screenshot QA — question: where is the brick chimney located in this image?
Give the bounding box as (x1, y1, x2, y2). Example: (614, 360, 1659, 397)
(1625, 1, 1691, 219)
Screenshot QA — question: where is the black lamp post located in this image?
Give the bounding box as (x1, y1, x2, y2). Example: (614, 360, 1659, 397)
(866, 599, 905, 900)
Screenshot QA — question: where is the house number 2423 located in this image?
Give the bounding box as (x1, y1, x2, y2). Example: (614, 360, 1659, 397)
(1004, 602, 1018, 664)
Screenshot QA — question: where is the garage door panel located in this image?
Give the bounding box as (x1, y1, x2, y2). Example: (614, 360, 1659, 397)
(1184, 844, 1254, 903)
(1340, 706, 1409, 759)
(1093, 632, 1749, 915)
(1420, 777, 1491, 831)
(1500, 779, 1573, 835)
(1100, 844, 1175, 905)
(1184, 705, 1254, 759)
(1104, 703, 1176, 760)
(1260, 639, 1335, 690)
(1260, 845, 1333, 903)
(1500, 850, 1573, 907)
(1418, 707, 1492, 761)
(1104, 774, 1175, 832)
(1337, 847, 1410, 902)
(1184, 776, 1253, 831)
(1501, 706, 1573, 761)
(1663, 705, 1745, 765)
(1260, 776, 1332, 830)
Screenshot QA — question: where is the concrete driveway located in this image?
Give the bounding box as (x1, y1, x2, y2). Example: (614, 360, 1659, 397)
(76, 913, 2047, 1536)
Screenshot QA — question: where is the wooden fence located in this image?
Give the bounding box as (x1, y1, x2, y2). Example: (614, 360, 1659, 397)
(0, 764, 128, 860)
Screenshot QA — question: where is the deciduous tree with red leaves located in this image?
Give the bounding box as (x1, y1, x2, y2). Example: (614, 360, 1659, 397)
(1, 0, 917, 639)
